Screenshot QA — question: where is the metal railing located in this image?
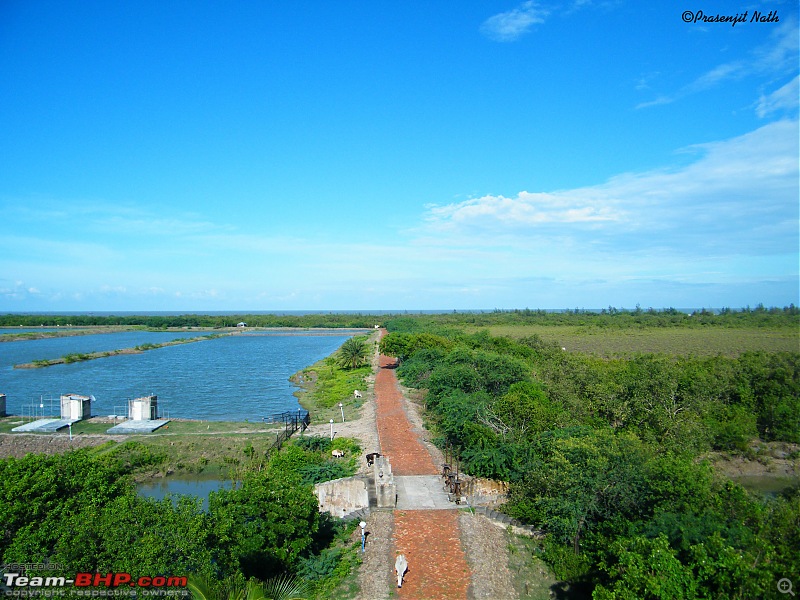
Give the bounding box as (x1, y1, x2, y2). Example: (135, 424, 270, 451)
(264, 410, 311, 454)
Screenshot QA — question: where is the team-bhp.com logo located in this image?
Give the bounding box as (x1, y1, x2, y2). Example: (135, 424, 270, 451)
(3, 572, 188, 596)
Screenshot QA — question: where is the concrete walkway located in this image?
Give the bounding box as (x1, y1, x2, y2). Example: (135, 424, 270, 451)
(395, 475, 457, 510)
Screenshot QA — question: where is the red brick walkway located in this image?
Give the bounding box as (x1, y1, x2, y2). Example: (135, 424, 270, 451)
(375, 330, 471, 599)
(393, 510, 470, 600)
(375, 353, 438, 476)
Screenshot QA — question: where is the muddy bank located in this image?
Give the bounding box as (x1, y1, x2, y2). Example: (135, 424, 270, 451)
(706, 441, 800, 479)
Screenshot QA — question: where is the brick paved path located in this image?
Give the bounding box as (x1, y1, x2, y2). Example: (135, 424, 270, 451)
(374, 331, 472, 599)
(393, 510, 470, 600)
(375, 353, 438, 476)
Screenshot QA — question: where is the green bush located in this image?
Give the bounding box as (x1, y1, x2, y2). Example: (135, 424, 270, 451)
(295, 436, 332, 453)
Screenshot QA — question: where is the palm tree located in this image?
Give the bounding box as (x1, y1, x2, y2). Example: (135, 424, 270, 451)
(187, 574, 309, 600)
(337, 337, 369, 370)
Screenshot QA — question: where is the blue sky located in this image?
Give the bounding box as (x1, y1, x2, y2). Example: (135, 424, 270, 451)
(1, 1, 798, 311)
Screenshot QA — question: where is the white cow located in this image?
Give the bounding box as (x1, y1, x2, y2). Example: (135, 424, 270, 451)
(354, 390, 363, 399)
(395, 554, 408, 588)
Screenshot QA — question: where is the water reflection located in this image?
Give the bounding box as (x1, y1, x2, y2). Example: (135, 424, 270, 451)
(137, 475, 235, 511)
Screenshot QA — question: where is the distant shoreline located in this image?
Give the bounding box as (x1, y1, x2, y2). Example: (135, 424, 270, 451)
(13, 333, 227, 368)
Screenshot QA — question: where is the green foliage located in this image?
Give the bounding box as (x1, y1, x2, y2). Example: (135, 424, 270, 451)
(297, 547, 344, 581)
(209, 468, 319, 579)
(260, 573, 311, 600)
(188, 574, 310, 600)
(0, 450, 131, 550)
(0, 452, 216, 579)
(0, 444, 348, 596)
(302, 359, 370, 409)
(99, 440, 169, 471)
(507, 429, 652, 550)
(388, 321, 799, 597)
(0, 313, 388, 329)
(289, 436, 360, 485)
(336, 336, 370, 370)
(299, 461, 351, 485)
(293, 436, 332, 453)
(379, 332, 452, 362)
(330, 437, 361, 455)
(492, 381, 566, 439)
(135, 342, 159, 351)
(594, 534, 698, 600)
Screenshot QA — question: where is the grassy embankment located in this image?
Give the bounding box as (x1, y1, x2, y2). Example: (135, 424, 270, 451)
(0, 325, 149, 342)
(13, 333, 229, 368)
(291, 333, 379, 425)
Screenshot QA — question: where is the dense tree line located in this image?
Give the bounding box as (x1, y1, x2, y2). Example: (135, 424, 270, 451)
(380, 322, 800, 598)
(0, 439, 361, 598)
(1, 305, 797, 330)
(0, 313, 381, 329)
(383, 305, 799, 331)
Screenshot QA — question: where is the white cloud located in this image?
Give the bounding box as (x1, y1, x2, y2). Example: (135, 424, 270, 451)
(420, 120, 799, 261)
(425, 189, 623, 234)
(480, 1, 549, 42)
(638, 18, 799, 108)
(2, 120, 796, 310)
(756, 75, 800, 117)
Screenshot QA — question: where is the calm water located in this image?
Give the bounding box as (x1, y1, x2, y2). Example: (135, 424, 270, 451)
(0, 331, 356, 420)
(137, 475, 234, 510)
(0, 330, 205, 366)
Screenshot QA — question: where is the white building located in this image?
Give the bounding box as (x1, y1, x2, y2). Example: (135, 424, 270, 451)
(60, 394, 91, 420)
(128, 395, 158, 421)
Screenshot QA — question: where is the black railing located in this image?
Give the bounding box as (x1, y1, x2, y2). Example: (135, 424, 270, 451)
(264, 410, 311, 454)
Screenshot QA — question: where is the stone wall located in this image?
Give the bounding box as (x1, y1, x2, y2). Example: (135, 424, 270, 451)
(462, 477, 509, 506)
(314, 476, 369, 518)
(373, 455, 396, 508)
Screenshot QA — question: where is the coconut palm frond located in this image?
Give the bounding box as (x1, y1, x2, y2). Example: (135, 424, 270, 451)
(186, 576, 216, 600)
(261, 574, 310, 600)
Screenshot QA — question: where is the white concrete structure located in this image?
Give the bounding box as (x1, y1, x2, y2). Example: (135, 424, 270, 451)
(129, 395, 158, 421)
(314, 477, 369, 518)
(60, 394, 91, 420)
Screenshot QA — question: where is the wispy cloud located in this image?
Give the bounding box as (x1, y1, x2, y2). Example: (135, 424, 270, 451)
(420, 119, 799, 260)
(756, 74, 799, 117)
(424, 189, 623, 234)
(637, 18, 799, 109)
(480, 1, 549, 42)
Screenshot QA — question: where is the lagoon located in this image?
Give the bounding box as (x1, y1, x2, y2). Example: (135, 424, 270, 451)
(0, 330, 358, 420)
(137, 474, 234, 510)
